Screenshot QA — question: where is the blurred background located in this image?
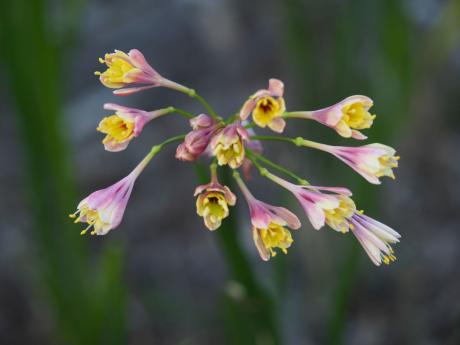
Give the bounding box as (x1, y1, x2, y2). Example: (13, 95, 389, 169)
(1, 0, 460, 344)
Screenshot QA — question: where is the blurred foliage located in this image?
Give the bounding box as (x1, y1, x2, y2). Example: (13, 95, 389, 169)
(196, 164, 281, 345)
(281, 0, 460, 344)
(0, 1, 126, 344)
(1, 0, 460, 344)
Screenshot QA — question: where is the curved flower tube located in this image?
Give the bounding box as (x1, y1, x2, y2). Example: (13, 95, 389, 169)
(234, 172, 301, 261)
(240, 79, 286, 133)
(265, 171, 351, 230)
(69, 153, 152, 235)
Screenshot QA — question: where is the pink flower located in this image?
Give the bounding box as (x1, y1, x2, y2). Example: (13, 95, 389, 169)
(239, 78, 286, 133)
(69, 155, 150, 235)
(210, 123, 249, 169)
(194, 166, 236, 230)
(97, 103, 171, 152)
(350, 213, 401, 266)
(302, 141, 399, 184)
(266, 172, 352, 230)
(287, 96, 375, 139)
(95, 49, 192, 96)
(235, 173, 301, 261)
(175, 114, 222, 162)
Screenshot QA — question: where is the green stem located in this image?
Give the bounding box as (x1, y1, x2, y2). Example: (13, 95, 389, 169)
(251, 135, 329, 152)
(194, 164, 281, 345)
(246, 149, 309, 185)
(190, 91, 221, 121)
(250, 135, 296, 144)
(282, 111, 314, 119)
(169, 107, 196, 119)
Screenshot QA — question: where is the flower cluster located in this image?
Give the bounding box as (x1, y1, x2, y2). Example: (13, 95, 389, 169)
(71, 49, 401, 266)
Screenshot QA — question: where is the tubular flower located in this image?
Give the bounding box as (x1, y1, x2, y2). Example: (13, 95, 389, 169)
(95, 49, 191, 95)
(266, 172, 351, 230)
(298, 140, 399, 184)
(318, 194, 401, 265)
(240, 79, 286, 133)
(175, 114, 222, 162)
(97, 103, 172, 152)
(69, 154, 150, 235)
(235, 173, 300, 260)
(287, 96, 375, 140)
(194, 166, 236, 230)
(210, 123, 249, 169)
(349, 213, 401, 266)
(72, 48, 402, 269)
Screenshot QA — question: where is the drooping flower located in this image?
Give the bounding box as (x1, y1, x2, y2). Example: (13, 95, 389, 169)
(297, 139, 399, 184)
(97, 103, 172, 152)
(265, 171, 352, 230)
(210, 123, 249, 169)
(349, 213, 401, 266)
(312, 194, 401, 266)
(95, 49, 191, 95)
(194, 165, 236, 230)
(240, 79, 286, 133)
(69, 154, 150, 235)
(287, 96, 375, 139)
(175, 114, 222, 162)
(235, 173, 301, 260)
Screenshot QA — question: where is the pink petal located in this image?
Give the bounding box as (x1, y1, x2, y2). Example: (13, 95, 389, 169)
(268, 78, 284, 97)
(268, 117, 286, 133)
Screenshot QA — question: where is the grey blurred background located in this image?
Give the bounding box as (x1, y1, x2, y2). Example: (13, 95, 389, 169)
(1, 0, 460, 344)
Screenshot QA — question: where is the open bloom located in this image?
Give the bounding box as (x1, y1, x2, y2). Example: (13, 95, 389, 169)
(95, 49, 191, 95)
(175, 114, 222, 161)
(194, 166, 236, 230)
(287, 96, 375, 139)
(350, 213, 401, 266)
(266, 172, 351, 230)
(235, 173, 301, 260)
(97, 103, 171, 152)
(69, 155, 150, 235)
(240, 79, 286, 133)
(312, 193, 400, 265)
(210, 123, 249, 169)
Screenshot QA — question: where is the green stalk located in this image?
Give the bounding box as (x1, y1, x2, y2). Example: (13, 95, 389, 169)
(246, 149, 309, 185)
(195, 163, 281, 345)
(0, 1, 126, 344)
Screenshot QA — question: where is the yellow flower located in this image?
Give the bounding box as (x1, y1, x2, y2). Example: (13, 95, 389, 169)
(254, 222, 293, 258)
(252, 96, 286, 131)
(196, 192, 231, 230)
(211, 123, 249, 169)
(239, 78, 286, 133)
(324, 196, 356, 233)
(95, 50, 142, 88)
(194, 168, 236, 231)
(336, 99, 375, 137)
(98, 114, 135, 145)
